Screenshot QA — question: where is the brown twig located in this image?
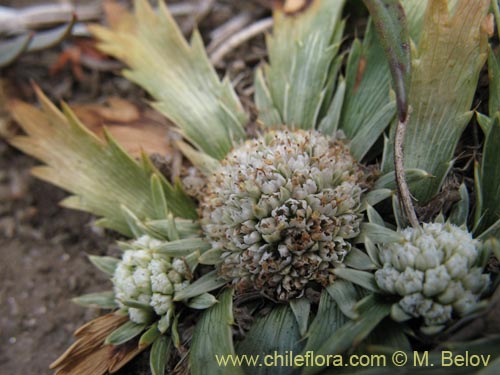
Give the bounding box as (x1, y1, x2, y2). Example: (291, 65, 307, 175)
(394, 111, 419, 228)
(209, 17, 273, 66)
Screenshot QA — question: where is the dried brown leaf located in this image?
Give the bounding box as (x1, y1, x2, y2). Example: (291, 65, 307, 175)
(50, 313, 146, 375)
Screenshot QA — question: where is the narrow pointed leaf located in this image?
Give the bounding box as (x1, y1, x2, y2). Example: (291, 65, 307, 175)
(478, 115, 500, 233)
(72, 291, 117, 309)
(326, 280, 361, 319)
(384, 0, 490, 202)
(257, 0, 346, 130)
(303, 290, 347, 353)
(187, 293, 218, 310)
(290, 298, 311, 336)
(139, 322, 161, 347)
(88, 255, 119, 276)
(150, 335, 170, 375)
(173, 270, 226, 301)
(105, 321, 146, 345)
(155, 238, 211, 256)
(344, 248, 377, 270)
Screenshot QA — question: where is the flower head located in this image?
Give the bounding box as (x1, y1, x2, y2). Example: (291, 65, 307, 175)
(375, 222, 490, 331)
(113, 235, 191, 332)
(201, 129, 367, 300)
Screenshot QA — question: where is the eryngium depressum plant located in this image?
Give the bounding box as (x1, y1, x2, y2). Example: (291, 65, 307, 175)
(6, 0, 500, 375)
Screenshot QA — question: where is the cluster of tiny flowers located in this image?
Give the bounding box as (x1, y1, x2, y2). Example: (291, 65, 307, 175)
(201, 129, 366, 300)
(375, 223, 490, 328)
(113, 236, 190, 331)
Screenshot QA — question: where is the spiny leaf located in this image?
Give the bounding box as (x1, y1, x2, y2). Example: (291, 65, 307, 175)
(9, 88, 196, 236)
(105, 321, 147, 346)
(256, 0, 346, 130)
(190, 289, 242, 375)
(90, 0, 247, 160)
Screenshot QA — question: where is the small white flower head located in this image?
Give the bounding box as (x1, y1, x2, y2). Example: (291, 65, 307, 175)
(200, 129, 368, 301)
(113, 236, 190, 327)
(375, 223, 490, 330)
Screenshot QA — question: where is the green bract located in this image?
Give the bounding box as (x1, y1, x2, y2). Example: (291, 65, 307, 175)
(201, 129, 367, 301)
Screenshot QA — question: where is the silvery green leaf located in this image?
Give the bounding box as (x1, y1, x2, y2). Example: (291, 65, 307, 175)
(357, 222, 403, 244)
(333, 268, 381, 293)
(349, 100, 396, 160)
(150, 334, 169, 375)
(146, 219, 201, 240)
(257, 0, 346, 130)
(72, 291, 117, 309)
(187, 293, 218, 310)
(366, 205, 385, 227)
(176, 141, 220, 175)
(88, 255, 119, 276)
(105, 321, 146, 345)
(171, 313, 181, 348)
(173, 270, 226, 302)
(121, 299, 154, 311)
(90, 0, 247, 160)
(361, 188, 393, 209)
(326, 280, 360, 320)
(373, 168, 433, 190)
(344, 248, 377, 270)
(318, 76, 346, 135)
(198, 247, 224, 265)
(155, 238, 210, 256)
(364, 237, 381, 267)
(303, 290, 347, 354)
(290, 297, 311, 337)
(151, 174, 169, 221)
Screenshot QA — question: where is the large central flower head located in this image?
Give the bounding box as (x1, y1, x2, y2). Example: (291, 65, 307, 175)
(201, 129, 366, 301)
(375, 223, 490, 332)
